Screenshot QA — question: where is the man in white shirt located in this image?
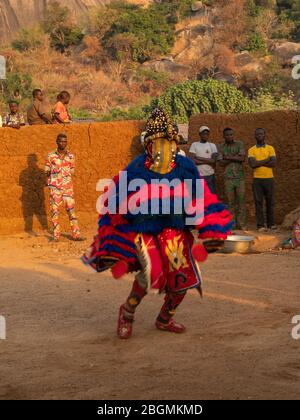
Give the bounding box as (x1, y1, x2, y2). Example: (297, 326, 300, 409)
(188, 126, 218, 193)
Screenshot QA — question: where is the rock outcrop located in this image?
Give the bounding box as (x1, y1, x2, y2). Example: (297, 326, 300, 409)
(0, 0, 119, 43)
(282, 207, 300, 229)
(172, 13, 213, 64)
(142, 57, 188, 74)
(272, 42, 300, 65)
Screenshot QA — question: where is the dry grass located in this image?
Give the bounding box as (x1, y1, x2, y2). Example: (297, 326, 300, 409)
(2, 36, 153, 115)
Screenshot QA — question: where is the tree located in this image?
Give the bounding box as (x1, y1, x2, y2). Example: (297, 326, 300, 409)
(80, 36, 106, 70)
(214, 0, 248, 49)
(97, 2, 175, 63)
(12, 27, 44, 52)
(276, 0, 300, 40)
(246, 33, 267, 53)
(151, 0, 194, 23)
(105, 33, 137, 63)
(214, 45, 237, 75)
(1, 72, 33, 101)
(252, 88, 298, 111)
(148, 79, 253, 123)
(43, 1, 83, 52)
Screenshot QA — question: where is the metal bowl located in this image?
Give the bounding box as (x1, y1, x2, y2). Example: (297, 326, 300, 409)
(222, 235, 255, 254)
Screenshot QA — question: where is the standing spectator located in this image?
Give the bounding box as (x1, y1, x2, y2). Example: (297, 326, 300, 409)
(219, 128, 247, 230)
(3, 101, 25, 129)
(27, 89, 53, 125)
(53, 91, 72, 124)
(188, 126, 218, 193)
(173, 123, 188, 146)
(173, 123, 187, 157)
(248, 128, 277, 232)
(45, 134, 84, 242)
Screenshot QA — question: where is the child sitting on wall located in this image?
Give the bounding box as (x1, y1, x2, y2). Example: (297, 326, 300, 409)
(53, 91, 72, 124)
(3, 101, 26, 129)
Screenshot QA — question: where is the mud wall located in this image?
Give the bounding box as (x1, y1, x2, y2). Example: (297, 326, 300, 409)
(188, 111, 300, 225)
(0, 121, 144, 235)
(0, 111, 299, 235)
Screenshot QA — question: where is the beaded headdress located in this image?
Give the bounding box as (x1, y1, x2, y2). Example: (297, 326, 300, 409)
(144, 108, 179, 146)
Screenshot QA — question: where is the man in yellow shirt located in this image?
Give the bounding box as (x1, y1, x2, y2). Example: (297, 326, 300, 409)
(248, 128, 277, 232)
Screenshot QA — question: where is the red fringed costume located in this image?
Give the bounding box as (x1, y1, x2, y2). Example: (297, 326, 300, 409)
(82, 109, 233, 338)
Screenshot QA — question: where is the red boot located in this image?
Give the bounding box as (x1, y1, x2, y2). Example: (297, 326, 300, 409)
(117, 305, 134, 339)
(155, 319, 186, 334)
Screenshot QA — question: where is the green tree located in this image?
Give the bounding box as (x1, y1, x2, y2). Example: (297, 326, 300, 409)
(148, 79, 253, 123)
(276, 0, 300, 40)
(43, 1, 84, 52)
(99, 2, 175, 63)
(252, 88, 298, 111)
(151, 0, 194, 23)
(12, 27, 44, 52)
(1, 72, 33, 101)
(99, 105, 146, 121)
(246, 32, 267, 53)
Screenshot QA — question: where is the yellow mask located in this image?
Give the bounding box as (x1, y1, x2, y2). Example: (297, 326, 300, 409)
(149, 138, 177, 174)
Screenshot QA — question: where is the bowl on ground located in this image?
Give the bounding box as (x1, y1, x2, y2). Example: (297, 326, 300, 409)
(222, 235, 255, 254)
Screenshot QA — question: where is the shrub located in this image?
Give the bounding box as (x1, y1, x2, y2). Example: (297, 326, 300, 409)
(246, 33, 267, 53)
(43, 1, 84, 52)
(68, 107, 92, 120)
(12, 27, 44, 52)
(2, 72, 33, 101)
(147, 79, 253, 123)
(99, 105, 145, 121)
(102, 3, 174, 63)
(251, 88, 298, 112)
(134, 68, 170, 86)
(277, 0, 300, 40)
(94, 1, 175, 63)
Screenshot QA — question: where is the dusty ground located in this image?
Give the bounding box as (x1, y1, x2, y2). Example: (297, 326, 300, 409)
(0, 230, 300, 400)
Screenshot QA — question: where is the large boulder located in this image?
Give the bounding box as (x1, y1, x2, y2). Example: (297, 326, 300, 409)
(282, 206, 300, 229)
(235, 51, 269, 81)
(191, 1, 207, 14)
(273, 42, 300, 65)
(173, 24, 214, 63)
(235, 51, 254, 67)
(0, 0, 118, 43)
(142, 57, 188, 74)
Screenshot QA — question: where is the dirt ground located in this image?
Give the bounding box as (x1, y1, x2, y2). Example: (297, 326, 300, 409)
(0, 230, 300, 400)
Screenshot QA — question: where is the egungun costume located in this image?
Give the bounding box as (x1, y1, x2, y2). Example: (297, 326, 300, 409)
(82, 109, 233, 338)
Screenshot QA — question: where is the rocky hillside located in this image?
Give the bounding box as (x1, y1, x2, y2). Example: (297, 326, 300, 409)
(0, 0, 299, 121)
(0, 0, 151, 43)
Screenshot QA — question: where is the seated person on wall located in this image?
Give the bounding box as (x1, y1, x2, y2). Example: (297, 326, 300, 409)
(27, 89, 53, 125)
(3, 101, 26, 129)
(53, 91, 72, 124)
